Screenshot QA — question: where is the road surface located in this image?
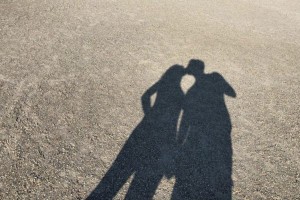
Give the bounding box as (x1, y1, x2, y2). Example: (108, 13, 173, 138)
(1, 0, 299, 199)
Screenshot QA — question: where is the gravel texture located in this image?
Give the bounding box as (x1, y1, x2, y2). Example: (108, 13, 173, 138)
(1, 0, 299, 199)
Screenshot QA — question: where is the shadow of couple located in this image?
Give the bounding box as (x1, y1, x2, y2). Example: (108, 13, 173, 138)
(87, 59, 236, 200)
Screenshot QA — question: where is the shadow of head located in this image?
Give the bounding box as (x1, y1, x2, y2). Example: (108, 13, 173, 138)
(186, 59, 205, 77)
(160, 64, 185, 84)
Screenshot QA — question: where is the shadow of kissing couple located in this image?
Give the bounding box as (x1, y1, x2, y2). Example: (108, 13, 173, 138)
(87, 59, 236, 200)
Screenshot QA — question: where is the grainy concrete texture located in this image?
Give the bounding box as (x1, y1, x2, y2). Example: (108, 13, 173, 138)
(1, 0, 299, 199)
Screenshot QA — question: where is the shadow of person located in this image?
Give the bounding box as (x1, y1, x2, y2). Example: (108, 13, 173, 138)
(87, 65, 185, 200)
(172, 59, 236, 200)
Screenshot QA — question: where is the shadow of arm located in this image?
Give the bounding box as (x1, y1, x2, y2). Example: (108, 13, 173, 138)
(141, 81, 159, 115)
(214, 72, 236, 98)
(224, 83, 236, 97)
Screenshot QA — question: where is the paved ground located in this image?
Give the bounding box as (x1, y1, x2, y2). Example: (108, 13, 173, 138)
(1, 0, 299, 199)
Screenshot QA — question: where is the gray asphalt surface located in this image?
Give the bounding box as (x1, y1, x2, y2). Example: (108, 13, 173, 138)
(1, 0, 299, 199)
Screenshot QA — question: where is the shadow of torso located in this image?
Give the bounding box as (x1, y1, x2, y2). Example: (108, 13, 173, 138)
(172, 72, 234, 200)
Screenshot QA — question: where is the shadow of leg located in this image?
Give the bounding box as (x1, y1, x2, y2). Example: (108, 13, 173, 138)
(125, 169, 163, 200)
(87, 156, 135, 200)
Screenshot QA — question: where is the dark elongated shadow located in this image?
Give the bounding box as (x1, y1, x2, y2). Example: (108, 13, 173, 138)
(172, 59, 236, 200)
(87, 59, 236, 200)
(87, 65, 185, 200)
